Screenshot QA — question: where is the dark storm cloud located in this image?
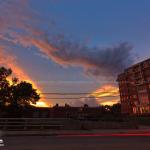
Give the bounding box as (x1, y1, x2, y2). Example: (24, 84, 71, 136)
(43, 39, 133, 77)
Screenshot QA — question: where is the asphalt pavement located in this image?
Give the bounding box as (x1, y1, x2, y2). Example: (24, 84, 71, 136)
(1, 135, 150, 150)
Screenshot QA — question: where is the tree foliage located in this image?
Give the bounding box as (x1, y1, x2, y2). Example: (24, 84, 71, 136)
(0, 67, 40, 107)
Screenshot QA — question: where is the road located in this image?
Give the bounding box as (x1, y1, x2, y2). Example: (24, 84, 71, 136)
(1, 135, 150, 150)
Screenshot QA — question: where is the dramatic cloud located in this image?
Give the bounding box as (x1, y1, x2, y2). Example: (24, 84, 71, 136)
(8, 30, 133, 78)
(38, 40, 133, 77)
(91, 85, 119, 105)
(0, 0, 48, 106)
(0, 45, 30, 80)
(70, 84, 119, 106)
(0, 0, 133, 106)
(0, 46, 49, 107)
(0, 0, 133, 78)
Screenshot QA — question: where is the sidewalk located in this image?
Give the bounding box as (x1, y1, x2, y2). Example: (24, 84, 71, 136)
(2, 126, 150, 137)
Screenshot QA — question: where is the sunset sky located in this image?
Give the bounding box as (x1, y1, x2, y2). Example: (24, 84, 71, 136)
(0, 0, 150, 107)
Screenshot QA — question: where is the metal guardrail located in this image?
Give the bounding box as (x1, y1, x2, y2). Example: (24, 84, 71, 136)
(0, 118, 68, 130)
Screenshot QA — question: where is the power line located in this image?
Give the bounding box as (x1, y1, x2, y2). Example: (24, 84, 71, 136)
(41, 93, 93, 95)
(42, 96, 118, 99)
(41, 92, 118, 95)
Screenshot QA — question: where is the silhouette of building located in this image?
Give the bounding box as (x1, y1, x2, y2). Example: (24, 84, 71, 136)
(117, 58, 150, 114)
(49, 104, 103, 119)
(22, 105, 105, 118)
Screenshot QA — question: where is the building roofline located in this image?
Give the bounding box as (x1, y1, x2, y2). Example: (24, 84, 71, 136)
(117, 57, 150, 77)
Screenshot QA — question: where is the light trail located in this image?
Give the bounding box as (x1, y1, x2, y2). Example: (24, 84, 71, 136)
(57, 133, 150, 137)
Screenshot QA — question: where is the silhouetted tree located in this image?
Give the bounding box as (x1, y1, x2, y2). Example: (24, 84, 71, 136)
(54, 103, 59, 108)
(65, 103, 70, 108)
(0, 67, 12, 80)
(10, 81, 40, 107)
(0, 67, 40, 108)
(0, 67, 12, 106)
(83, 104, 89, 108)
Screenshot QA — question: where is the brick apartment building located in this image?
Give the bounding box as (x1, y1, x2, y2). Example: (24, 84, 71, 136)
(117, 58, 150, 115)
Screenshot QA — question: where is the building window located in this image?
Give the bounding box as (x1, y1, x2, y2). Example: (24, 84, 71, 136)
(143, 62, 149, 68)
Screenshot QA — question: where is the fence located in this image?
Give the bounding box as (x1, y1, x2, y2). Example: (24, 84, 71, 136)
(0, 118, 138, 131)
(0, 118, 68, 130)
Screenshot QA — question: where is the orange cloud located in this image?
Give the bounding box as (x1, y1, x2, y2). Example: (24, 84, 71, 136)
(91, 85, 120, 106)
(0, 0, 52, 107)
(0, 46, 50, 107)
(0, 0, 133, 78)
(0, 0, 123, 107)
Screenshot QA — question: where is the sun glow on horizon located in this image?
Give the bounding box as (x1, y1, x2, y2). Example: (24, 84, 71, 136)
(91, 85, 120, 106)
(6, 74, 50, 108)
(33, 101, 50, 108)
(100, 100, 119, 106)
